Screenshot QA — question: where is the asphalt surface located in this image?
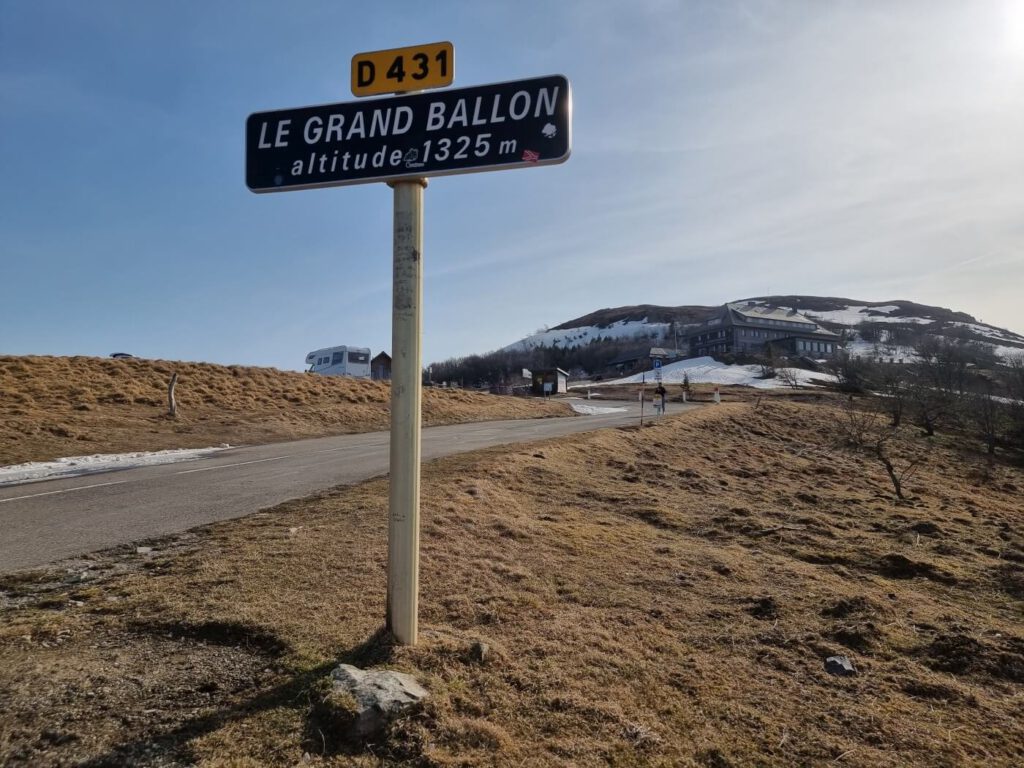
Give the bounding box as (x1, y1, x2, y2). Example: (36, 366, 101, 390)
(0, 400, 699, 572)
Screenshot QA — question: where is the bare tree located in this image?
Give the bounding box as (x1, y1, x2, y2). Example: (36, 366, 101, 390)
(758, 344, 778, 379)
(879, 365, 907, 427)
(969, 389, 1002, 456)
(870, 428, 930, 500)
(905, 367, 954, 436)
(1006, 353, 1024, 451)
(828, 351, 874, 393)
(778, 365, 801, 389)
(835, 399, 930, 500)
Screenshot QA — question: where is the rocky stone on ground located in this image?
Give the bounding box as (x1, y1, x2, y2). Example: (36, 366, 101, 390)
(329, 664, 428, 738)
(825, 655, 857, 677)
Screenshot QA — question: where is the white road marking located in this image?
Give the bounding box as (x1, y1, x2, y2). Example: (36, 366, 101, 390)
(0, 480, 128, 504)
(174, 456, 290, 475)
(313, 443, 384, 454)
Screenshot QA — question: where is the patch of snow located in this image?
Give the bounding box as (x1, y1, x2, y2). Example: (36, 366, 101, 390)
(0, 446, 230, 487)
(569, 402, 628, 415)
(503, 319, 670, 352)
(993, 345, 1024, 361)
(590, 356, 836, 389)
(804, 306, 933, 325)
(844, 340, 922, 363)
(947, 321, 1024, 346)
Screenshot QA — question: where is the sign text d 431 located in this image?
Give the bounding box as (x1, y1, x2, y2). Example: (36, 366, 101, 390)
(351, 42, 453, 97)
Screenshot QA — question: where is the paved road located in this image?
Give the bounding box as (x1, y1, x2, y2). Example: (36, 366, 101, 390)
(0, 400, 698, 572)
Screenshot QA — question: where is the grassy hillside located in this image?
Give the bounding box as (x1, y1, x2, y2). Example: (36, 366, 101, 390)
(0, 356, 571, 466)
(2, 401, 1021, 765)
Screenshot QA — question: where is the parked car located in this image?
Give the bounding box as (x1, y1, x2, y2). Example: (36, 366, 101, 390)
(109, 352, 135, 359)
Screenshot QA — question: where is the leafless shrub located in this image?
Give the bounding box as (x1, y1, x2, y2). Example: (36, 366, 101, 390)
(835, 399, 931, 500)
(778, 366, 801, 389)
(837, 398, 882, 449)
(828, 352, 874, 393)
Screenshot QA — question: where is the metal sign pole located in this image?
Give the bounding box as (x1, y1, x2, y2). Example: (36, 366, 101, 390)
(640, 372, 645, 428)
(387, 177, 426, 645)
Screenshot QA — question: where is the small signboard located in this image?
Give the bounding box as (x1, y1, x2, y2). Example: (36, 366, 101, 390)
(351, 42, 453, 97)
(653, 359, 662, 369)
(246, 74, 571, 193)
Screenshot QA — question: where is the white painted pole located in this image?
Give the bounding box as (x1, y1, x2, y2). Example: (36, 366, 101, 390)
(639, 373, 645, 427)
(387, 177, 426, 645)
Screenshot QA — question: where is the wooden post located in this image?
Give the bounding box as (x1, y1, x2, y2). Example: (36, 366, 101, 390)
(387, 177, 426, 645)
(168, 372, 178, 417)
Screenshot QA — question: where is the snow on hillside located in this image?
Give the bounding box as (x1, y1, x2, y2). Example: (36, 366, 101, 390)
(992, 345, 1024, 361)
(586, 356, 835, 389)
(502, 319, 669, 352)
(947, 321, 1024, 346)
(802, 305, 932, 325)
(843, 339, 922, 363)
(498, 297, 1024, 365)
(760, 300, 1024, 358)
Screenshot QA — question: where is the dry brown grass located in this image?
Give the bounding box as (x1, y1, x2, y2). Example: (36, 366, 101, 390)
(0, 355, 570, 465)
(1, 402, 1023, 766)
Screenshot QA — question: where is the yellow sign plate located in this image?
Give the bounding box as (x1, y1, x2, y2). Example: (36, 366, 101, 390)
(351, 42, 454, 97)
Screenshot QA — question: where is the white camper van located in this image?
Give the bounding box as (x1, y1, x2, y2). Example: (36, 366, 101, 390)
(305, 346, 371, 378)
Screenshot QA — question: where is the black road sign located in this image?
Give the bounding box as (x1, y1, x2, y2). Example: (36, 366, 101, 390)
(246, 74, 571, 193)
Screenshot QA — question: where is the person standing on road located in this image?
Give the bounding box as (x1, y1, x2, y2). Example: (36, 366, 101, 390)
(654, 383, 667, 414)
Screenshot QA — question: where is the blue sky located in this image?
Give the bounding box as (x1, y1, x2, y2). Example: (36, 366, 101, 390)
(3, 1, 1023, 370)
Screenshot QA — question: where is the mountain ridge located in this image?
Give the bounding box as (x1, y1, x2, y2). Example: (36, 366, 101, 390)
(510, 295, 1024, 357)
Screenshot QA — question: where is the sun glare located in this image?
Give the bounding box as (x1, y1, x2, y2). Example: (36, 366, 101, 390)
(1005, 0, 1024, 56)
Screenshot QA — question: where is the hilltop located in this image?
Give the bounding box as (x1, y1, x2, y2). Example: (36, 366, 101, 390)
(0, 356, 571, 466)
(505, 295, 1024, 357)
(427, 295, 1023, 390)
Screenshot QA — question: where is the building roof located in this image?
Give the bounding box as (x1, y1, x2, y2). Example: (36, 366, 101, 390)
(534, 368, 570, 377)
(727, 302, 817, 326)
(371, 351, 391, 362)
(649, 347, 677, 358)
(773, 329, 842, 341)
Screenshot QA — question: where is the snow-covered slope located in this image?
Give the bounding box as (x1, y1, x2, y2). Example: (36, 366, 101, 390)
(802, 305, 931, 325)
(579, 356, 835, 389)
(502, 319, 670, 353)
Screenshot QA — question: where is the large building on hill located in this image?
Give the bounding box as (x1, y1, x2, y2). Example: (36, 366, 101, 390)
(687, 303, 841, 358)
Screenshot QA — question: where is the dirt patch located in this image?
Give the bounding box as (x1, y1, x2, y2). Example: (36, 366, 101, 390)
(746, 595, 780, 620)
(873, 553, 958, 584)
(821, 596, 876, 619)
(920, 634, 1024, 682)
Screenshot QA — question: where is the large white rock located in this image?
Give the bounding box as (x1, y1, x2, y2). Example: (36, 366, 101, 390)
(330, 664, 428, 738)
